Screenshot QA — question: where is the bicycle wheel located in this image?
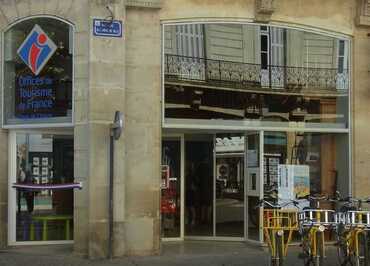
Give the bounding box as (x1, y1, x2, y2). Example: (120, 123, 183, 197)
(356, 232, 369, 266)
(336, 224, 349, 266)
(337, 237, 350, 266)
(269, 232, 277, 266)
(301, 233, 312, 266)
(275, 233, 284, 266)
(314, 231, 324, 266)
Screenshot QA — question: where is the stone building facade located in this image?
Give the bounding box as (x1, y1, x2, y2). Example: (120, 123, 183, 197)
(0, 0, 368, 259)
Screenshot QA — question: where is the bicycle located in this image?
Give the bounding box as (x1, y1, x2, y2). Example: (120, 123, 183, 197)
(258, 199, 299, 266)
(298, 195, 337, 266)
(335, 195, 370, 266)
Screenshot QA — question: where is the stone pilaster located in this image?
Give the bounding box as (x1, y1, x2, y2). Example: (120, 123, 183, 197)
(85, 0, 126, 258)
(0, 128, 8, 248)
(124, 5, 161, 256)
(352, 26, 370, 198)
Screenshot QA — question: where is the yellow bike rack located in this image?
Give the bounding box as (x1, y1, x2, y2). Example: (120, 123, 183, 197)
(263, 209, 299, 257)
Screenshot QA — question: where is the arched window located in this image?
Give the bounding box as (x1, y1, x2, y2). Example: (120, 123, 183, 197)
(3, 17, 73, 126)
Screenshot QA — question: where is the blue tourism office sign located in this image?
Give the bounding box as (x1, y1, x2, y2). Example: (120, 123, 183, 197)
(93, 19, 123, 38)
(15, 24, 62, 119)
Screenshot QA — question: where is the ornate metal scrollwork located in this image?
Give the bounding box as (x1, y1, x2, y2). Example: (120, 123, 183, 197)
(164, 54, 349, 91)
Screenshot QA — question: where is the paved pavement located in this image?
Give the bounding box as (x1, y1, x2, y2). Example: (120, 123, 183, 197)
(0, 241, 340, 266)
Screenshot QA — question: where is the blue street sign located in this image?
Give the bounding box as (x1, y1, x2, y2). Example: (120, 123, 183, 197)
(93, 19, 123, 38)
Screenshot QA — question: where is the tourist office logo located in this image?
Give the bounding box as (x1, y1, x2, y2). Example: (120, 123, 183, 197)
(15, 25, 58, 119)
(17, 24, 57, 75)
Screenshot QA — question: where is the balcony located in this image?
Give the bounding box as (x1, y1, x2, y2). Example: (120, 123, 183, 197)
(164, 54, 349, 96)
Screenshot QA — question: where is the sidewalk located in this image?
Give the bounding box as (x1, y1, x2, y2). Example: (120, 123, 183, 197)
(0, 241, 339, 266)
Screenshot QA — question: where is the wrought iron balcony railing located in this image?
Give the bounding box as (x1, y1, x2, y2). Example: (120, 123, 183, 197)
(164, 54, 349, 91)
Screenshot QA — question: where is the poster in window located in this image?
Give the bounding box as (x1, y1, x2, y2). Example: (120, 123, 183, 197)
(41, 167, 48, 176)
(33, 157, 40, 166)
(293, 165, 310, 198)
(42, 157, 49, 166)
(32, 166, 39, 176)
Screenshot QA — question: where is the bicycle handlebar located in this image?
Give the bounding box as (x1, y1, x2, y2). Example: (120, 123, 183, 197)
(297, 195, 328, 201)
(339, 197, 370, 204)
(327, 191, 370, 204)
(256, 199, 299, 209)
(309, 195, 328, 201)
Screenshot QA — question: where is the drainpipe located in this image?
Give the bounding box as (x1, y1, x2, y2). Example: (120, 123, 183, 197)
(108, 111, 123, 259)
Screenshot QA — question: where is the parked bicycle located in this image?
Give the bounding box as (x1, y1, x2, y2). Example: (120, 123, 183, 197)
(298, 195, 337, 266)
(257, 199, 299, 266)
(334, 195, 370, 266)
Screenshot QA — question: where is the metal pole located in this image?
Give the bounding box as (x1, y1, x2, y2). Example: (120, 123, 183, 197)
(108, 134, 114, 259)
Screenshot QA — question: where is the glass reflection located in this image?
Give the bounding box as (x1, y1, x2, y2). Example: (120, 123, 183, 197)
(164, 24, 349, 128)
(215, 134, 245, 237)
(161, 139, 181, 238)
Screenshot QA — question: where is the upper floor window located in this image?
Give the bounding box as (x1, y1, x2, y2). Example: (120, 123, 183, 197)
(3, 17, 73, 127)
(260, 26, 269, 70)
(337, 40, 347, 74)
(176, 24, 204, 58)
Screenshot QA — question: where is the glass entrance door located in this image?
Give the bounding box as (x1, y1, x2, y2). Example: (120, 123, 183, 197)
(9, 132, 74, 244)
(183, 133, 251, 240)
(215, 133, 245, 237)
(184, 134, 214, 237)
(166, 132, 262, 241)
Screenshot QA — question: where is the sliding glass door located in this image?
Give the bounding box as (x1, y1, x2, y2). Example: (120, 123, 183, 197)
(215, 133, 245, 238)
(184, 134, 214, 237)
(180, 132, 261, 241)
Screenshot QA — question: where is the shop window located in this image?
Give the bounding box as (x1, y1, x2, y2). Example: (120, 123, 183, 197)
(263, 132, 349, 199)
(3, 17, 73, 126)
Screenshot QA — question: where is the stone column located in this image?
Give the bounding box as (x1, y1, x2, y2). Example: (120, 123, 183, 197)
(124, 2, 162, 256)
(0, 129, 8, 249)
(72, 0, 91, 257)
(0, 8, 7, 246)
(88, 0, 125, 258)
(352, 26, 370, 198)
(0, 1, 10, 250)
(74, 0, 126, 258)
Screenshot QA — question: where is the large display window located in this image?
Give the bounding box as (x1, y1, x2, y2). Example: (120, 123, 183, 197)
(3, 17, 73, 126)
(161, 22, 351, 244)
(160, 131, 349, 242)
(263, 132, 349, 198)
